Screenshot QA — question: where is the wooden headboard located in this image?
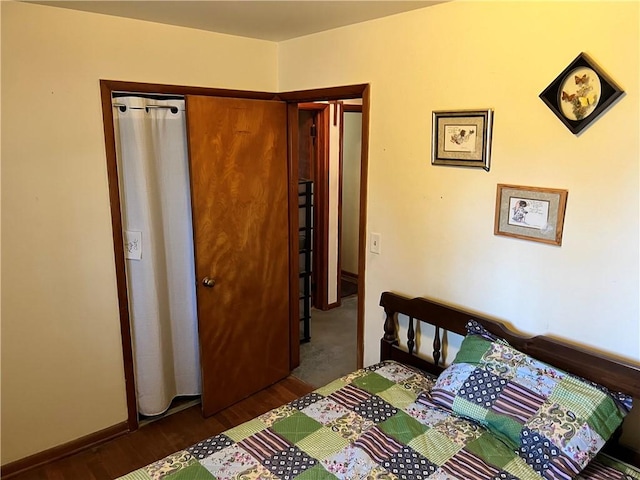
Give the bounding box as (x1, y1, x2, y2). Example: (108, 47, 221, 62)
(379, 291, 640, 466)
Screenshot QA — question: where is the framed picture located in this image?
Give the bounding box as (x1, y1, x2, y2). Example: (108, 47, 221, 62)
(539, 52, 624, 135)
(494, 184, 568, 246)
(431, 109, 493, 171)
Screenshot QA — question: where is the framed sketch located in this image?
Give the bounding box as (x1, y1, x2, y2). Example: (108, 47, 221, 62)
(431, 109, 493, 171)
(494, 184, 568, 246)
(539, 52, 624, 135)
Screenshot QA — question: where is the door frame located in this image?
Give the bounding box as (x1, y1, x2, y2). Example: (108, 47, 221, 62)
(100, 80, 369, 431)
(297, 102, 363, 310)
(337, 104, 363, 303)
(297, 103, 330, 311)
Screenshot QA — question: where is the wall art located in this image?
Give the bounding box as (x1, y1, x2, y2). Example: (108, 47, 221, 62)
(494, 184, 568, 246)
(539, 52, 623, 135)
(431, 109, 493, 171)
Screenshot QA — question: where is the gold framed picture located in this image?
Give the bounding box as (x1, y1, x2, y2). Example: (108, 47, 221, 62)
(494, 184, 568, 246)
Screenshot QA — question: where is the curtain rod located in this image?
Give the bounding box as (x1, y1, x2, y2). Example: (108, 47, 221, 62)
(113, 103, 182, 114)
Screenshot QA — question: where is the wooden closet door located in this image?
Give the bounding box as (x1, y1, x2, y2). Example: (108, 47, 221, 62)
(186, 95, 290, 416)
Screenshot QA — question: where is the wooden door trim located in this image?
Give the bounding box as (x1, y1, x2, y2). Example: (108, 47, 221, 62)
(277, 84, 368, 103)
(283, 85, 369, 370)
(298, 102, 330, 110)
(337, 104, 363, 303)
(298, 103, 330, 311)
(288, 83, 371, 368)
(99, 81, 139, 431)
(336, 103, 344, 305)
(357, 86, 370, 369)
(315, 107, 330, 311)
(287, 103, 301, 369)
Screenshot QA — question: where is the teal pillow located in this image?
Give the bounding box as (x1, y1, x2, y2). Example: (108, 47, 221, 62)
(431, 320, 632, 479)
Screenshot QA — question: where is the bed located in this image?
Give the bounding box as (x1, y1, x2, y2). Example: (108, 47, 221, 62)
(118, 292, 640, 480)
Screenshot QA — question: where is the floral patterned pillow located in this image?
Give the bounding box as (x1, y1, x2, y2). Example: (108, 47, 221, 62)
(431, 320, 632, 480)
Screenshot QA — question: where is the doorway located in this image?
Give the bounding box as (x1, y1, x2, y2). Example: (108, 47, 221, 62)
(291, 101, 363, 387)
(111, 93, 202, 424)
(100, 81, 370, 431)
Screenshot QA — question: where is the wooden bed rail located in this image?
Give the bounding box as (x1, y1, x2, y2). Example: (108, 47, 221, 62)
(379, 291, 640, 399)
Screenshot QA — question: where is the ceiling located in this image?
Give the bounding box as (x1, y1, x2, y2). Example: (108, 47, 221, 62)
(27, 1, 445, 42)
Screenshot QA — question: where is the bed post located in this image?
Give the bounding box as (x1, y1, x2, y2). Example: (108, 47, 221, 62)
(380, 294, 398, 361)
(433, 326, 441, 367)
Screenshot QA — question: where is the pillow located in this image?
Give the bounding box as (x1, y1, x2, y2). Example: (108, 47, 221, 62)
(431, 320, 632, 480)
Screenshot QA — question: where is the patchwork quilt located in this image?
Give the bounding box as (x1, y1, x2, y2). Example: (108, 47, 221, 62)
(118, 361, 640, 480)
(431, 321, 634, 479)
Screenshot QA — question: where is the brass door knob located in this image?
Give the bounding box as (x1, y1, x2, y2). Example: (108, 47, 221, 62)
(202, 277, 216, 288)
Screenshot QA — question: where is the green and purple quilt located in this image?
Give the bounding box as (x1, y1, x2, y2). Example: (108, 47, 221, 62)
(118, 361, 640, 480)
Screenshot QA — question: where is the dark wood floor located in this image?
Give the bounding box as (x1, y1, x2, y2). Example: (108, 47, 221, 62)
(9, 376, 313, 480)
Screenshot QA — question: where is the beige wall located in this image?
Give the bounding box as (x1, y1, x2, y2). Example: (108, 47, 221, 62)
(280, 0, 640, 447)
(1, 1, 278, 464)
(341, 112, 362, 275)
(327, 103, 340, 304)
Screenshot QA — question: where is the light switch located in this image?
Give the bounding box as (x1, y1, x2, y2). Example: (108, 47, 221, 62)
(370, 232, 381, 254)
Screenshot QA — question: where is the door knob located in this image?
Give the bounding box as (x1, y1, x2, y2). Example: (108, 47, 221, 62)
(202, 277, 216, 288)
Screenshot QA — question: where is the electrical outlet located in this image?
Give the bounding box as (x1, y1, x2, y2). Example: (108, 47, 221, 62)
(370, 232, 381, 254)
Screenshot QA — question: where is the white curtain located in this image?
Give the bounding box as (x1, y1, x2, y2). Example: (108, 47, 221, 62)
(113, 96, 201, 416)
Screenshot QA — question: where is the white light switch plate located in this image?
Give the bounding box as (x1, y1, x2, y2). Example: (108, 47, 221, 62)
(370, 232, 381, 254)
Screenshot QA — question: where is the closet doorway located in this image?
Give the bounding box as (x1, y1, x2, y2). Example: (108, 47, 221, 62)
(112, 93, 201, 423)
(101, 81, 370, 431)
